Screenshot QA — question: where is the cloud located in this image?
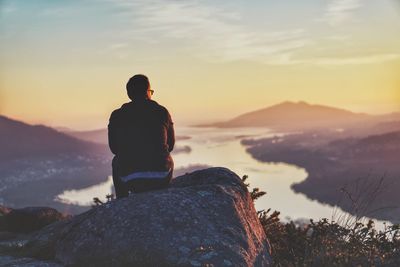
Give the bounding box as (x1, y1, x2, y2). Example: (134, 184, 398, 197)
(256, 53, 400, 66)
(311, 53, 400, 65)
(323, 0, 363, 26)
(105, 0, 397, 66)
(106, 0, 310, 64)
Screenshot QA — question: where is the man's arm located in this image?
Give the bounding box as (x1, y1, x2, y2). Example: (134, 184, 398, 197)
(167, 112, 175, 152)
(108, 110, 119, 155)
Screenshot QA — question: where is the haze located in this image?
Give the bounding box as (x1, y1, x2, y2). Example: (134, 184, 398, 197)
(1, 0, 400, 130)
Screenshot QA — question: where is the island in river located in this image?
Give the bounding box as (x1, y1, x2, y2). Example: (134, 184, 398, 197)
(241, 130, 400, 223)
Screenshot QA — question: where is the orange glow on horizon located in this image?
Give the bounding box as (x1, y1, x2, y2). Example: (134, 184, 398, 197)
(1, 1, 399, 130)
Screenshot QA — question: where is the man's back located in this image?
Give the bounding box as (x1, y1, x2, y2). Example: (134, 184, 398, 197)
(108, 99, 175, 176)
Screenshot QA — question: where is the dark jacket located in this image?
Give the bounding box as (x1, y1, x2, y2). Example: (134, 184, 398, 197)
(108, 100, 174, 177)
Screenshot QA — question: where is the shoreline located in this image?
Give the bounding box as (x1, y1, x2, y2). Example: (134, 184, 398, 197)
(242, 132, 400, 224)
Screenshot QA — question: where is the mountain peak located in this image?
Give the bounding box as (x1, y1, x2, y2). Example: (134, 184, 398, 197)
(209, 101, 373, 130)
(272, 101, 311, 109)
(280, 100, 309, 106)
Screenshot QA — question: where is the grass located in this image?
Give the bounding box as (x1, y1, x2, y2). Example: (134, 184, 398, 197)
(242, 175, 400, 267)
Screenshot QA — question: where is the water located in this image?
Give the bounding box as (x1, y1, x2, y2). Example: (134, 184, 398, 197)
(56, 126, 390, 228)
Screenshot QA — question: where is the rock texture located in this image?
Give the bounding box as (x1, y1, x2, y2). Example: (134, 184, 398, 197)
(0, 167, 272, 266)
(0, 255, 62, 267)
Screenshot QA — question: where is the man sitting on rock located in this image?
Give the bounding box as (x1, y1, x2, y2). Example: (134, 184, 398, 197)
(108, 74, 175, 198)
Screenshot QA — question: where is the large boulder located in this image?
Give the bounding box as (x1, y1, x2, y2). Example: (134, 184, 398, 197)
(1, 167, 272, 266)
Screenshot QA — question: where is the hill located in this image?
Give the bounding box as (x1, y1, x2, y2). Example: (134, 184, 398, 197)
(367, 120, 400, 134)
(65, 128, 192, 144)
(0, 115, 107, 161)
(64, 128, 107, 144)
(0, 115, 111, 213)
(328, 130, 400, 160)
(242, 130, 400, 223)
(205, 101, 375, 130)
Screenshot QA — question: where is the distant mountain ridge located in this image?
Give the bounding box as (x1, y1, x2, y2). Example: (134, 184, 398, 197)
(203, 101, 382, 130)
(0, 115, 106, 161)
(65, 128, 192, 144)
(64, 128, 107, 144)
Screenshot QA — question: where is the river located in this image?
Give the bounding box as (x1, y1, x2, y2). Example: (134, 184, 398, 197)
(56, 126, 389, 228)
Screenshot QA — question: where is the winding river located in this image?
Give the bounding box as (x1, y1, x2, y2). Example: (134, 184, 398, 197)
(56, 126, 388, 228)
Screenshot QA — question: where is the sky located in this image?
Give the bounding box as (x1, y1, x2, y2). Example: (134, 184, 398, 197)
(1, 0, 400, 130)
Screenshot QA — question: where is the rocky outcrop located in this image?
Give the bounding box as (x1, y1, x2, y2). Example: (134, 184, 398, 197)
(0, 167, 272, 266)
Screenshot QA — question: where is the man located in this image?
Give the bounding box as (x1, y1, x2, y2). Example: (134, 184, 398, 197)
(108, 74, 175, 198)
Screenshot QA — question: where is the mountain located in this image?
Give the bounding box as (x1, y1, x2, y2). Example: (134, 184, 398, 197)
(328, 130, 400, 161)
(65, 129, 192, 144)
(0, 115, 106, 161)
(370, 120, 400, 133)
(0, 115, 111, 213)
(64, 128, 107, 144)
(378, 112, 400, 121)
(205, 101, 375, 130)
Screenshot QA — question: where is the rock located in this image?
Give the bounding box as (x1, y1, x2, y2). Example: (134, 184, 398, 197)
(5, 207, 68, 233)
(1, 167, 272, 266)
(0, 255, 62, 266)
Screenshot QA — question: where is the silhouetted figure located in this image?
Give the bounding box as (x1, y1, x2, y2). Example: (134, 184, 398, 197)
(108, 74, 174, 198)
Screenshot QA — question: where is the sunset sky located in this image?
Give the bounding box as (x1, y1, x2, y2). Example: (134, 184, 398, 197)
(1, 0, 399, 130)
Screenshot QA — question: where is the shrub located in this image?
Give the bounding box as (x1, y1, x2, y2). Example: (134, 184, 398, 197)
(242, 175, 400, 267)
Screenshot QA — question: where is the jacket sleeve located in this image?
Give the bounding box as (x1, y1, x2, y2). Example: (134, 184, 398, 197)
(108, 110, 119, 155)
(166, 111, 175, 152)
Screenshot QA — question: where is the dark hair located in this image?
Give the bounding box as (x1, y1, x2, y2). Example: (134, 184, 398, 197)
(126, 74, 150, 100)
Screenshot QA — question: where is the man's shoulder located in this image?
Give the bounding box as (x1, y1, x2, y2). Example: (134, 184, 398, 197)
(149, 101, 173, 124)
(109, 102, 131, 119)
(110, 100, 170, 120)
(149, 100, 170, 114)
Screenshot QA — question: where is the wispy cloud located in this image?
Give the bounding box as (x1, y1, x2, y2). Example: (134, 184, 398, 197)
(312, 53, 400, 65)
(323, 0, 363, 26)
(107, 0, 310, 64)
(104, 0, 398, 66)
(262, 53, 400, 66)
